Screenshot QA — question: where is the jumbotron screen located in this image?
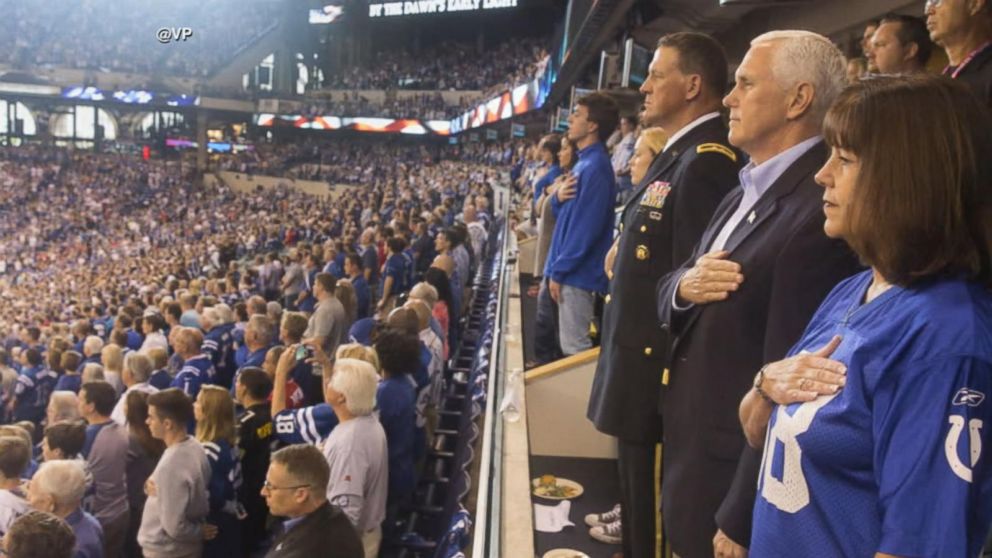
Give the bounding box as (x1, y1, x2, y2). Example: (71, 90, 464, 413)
(368, 0, 517, 18)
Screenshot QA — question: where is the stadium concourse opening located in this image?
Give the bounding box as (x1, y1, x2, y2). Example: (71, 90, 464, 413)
(2, 0, 992, 558)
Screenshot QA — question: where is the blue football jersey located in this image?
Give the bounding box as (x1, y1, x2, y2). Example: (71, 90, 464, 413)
(751, 271, 992, 558)
(273, 403, 338, 445)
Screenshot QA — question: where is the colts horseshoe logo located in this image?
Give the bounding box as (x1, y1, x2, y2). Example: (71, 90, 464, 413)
(946, 415, 983, 483)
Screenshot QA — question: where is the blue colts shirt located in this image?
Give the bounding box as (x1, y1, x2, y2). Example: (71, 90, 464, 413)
(750, 271, 992, 558)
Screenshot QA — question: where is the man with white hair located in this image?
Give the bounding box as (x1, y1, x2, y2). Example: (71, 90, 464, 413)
(79, 336, 104, 372)
(654, 30, 863, 557)
(26, 460, 104, 558)
(321, 358, 388, 558)
(46, 391, 81, 426)
(110, 353, 158, 425)
(462, 205, 487, 262)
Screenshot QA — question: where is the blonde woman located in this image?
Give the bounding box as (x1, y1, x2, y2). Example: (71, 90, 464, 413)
(100, 344, 124, 396)
(193, 386, 243, 558)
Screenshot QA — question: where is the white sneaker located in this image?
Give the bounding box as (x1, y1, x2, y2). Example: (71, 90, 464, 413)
(584, 503, 621, 527)
(589, 518, 622, 545)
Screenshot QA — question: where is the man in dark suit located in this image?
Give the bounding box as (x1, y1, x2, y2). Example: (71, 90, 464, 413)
(654, 31, 863, 558)
(586, 32, 742, 557)
(263, 444, 362, 558)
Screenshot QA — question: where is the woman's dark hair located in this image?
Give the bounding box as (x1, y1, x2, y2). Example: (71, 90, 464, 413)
(43, 421, 86, 457)
(822, 74, 992, 286)
(125, 390, 165, 459)
(540, 134, 562, 166)
(374, 328, 421, 377)
(559, 136, 579, 171)
(424, 267, 455, 315)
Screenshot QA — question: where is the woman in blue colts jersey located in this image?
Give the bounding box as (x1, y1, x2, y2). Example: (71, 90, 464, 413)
(741, 74, 992, 558)
(194, 386, 244, 558)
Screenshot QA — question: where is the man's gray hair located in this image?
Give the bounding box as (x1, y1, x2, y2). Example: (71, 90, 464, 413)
(83, 335, 104, 357)
(247, 315, 274, 346)
(328, 358, 378, 416)
(751, 30, 847, 122)
(214, 303, 234, 324)
(124, 352, 153, 383)
(47, 392, 80, 423)
(81, 363, 104, 383)
(32, 460, 88, 508)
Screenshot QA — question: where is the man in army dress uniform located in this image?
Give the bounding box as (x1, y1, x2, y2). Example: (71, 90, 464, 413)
(586, 32, 743, 557)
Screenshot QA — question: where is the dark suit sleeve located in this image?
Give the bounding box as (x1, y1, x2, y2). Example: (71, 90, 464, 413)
(656, 153, 740, 337)
(714, 209, 862, 547)
(656, 262, 695, 336)
(669, 152, 740, 269)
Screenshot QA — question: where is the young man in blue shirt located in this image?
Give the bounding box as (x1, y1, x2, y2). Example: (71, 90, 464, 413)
(545, 91, 620, 355)
(344, 254, 371, 320)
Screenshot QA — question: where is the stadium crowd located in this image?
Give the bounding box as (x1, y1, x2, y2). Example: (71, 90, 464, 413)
(0, 0, 281, 77)
(0, 129, 501, 558)
(325, 38, 549, 92)
(301, 92, 457, 121)
(218, 138, 519, 184)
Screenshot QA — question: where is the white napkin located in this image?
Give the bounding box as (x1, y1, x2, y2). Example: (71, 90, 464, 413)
(533, 500, 575, 533)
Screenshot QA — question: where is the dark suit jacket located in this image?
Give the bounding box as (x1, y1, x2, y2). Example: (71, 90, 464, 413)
(264, 502, 364, 558)
(587, 117, 742, 444)
(654, 140, 863, 557)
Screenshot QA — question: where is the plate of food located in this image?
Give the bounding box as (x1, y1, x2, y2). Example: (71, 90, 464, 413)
(542, 549, 590, 558)
(532, 474, 584, 500)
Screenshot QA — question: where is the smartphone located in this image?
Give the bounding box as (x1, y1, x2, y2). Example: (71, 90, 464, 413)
(294, 345, 314, 361)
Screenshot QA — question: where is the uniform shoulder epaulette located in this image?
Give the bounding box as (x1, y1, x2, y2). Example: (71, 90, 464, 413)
(696, 143, 737, 163)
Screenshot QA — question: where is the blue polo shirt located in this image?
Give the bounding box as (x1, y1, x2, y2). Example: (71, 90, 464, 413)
(352, 275, 371, 320)
(534, 164, 562, 206)
(545, 142, 616, 294)
(66, 507, 104, 558)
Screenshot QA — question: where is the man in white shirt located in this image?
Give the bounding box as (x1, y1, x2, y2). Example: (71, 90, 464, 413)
(111, 353, 159, 425)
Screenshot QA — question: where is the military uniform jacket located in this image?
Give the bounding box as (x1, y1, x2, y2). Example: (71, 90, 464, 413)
(587, 116, 742, 444)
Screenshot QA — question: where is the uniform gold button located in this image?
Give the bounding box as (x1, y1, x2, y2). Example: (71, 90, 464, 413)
(640, 225, 647, 233)
(619, 223, 624, 232)
(644, 347, 653, 356)
(605, 294, 611, 304)
(636, 245, 649, 260)
(662, 368, 670, 385)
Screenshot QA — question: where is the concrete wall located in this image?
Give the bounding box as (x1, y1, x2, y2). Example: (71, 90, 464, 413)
(214, 170, 359, 199)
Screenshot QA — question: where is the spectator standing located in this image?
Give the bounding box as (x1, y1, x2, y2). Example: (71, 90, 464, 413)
(123, 391, 164, 558)
(544, 92, 619, 356)
(4, 510, 76, 558)
(78, 381, 129, 558)
(928, 0, 992, 106)
(110, 353, 158, 426)
(303, 274, 347, 362)
(261, 445, 362, 558)
(587, 31, 741, 555)
(654, 31, 862, 557)
(10, 348, 57, 427)
(25, 460, 104, 558)
(0, 436, 31, 538)
(137, 389, 211, 558)
(868, 14, 933, 74)
(320, 359, 388, 558)
(193, 386, 244, 558)
(234, 367, 274, 556)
